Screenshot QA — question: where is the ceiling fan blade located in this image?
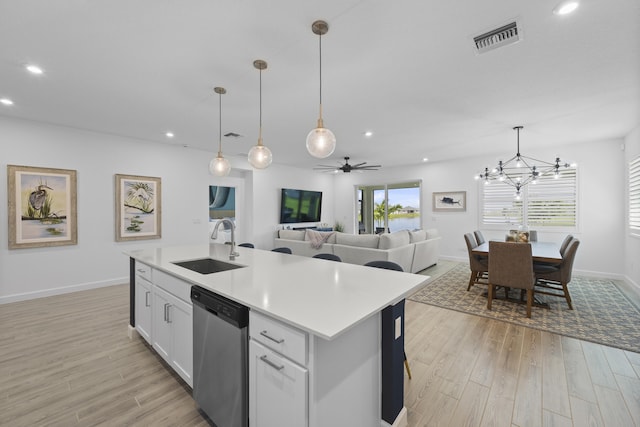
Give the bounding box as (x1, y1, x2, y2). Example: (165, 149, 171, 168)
(354, 164, 382, 169)
(351, 162, 367, 168)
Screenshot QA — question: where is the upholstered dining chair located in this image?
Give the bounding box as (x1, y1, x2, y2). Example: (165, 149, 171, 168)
(363, 260, 412, 379)
(473, 230, 486, 245)
(312, 253, 342, 262)
(464, 233, 489, 291)
(364, 260, 403, 271)
(487, 241, 536, 318)
(559, 234, 574, 255)
(238, 242, 254, 248)
(534, 239, 580, 310)
(271, 247, 292, 254)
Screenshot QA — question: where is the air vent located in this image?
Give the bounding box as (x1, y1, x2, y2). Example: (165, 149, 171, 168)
(224, 132, 242, 138)
(473, 21, 519, 53)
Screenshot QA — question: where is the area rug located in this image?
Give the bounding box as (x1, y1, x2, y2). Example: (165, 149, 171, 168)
(409, 264, 640, 353)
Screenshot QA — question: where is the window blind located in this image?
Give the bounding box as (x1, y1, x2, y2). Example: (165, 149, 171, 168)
(481, 168, 577, 228)
(481, 182, 523, 225)
(527, 169, 577, 227)
(630, 156, 640, 231)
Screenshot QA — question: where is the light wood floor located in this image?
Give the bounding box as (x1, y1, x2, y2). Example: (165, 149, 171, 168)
(1, 278, 639, 426)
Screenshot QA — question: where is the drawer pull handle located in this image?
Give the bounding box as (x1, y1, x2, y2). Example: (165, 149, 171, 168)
(164, 303, 172, 323)
(260, 330, 284, 344)
(145, 291, 150, 307)
(137, 268, 146, 273)
(260, 355, 284, 371)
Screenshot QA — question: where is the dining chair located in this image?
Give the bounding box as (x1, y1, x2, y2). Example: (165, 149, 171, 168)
(473, 230, 486, 245)
(534, 239, 580, 310)
(238, 242, 254, 248)
(271, 247, 292, 254)
(559, 234, 574, 255)
(464, 233, 489, 291)
(487, 241, 536, 318)
(363, 260, 412, 379)
(312, 253, 342, 262)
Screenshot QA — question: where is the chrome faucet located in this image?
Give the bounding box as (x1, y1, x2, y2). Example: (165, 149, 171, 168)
(211, 219, 240, 260)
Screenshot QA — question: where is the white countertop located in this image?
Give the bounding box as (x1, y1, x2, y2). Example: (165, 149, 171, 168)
(126, 243, 429, 340)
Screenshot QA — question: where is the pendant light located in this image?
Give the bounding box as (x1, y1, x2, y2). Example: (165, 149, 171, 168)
(306, 20, 336, 159)
(209, 87, 231, 176)
(248, 59, 273, 169)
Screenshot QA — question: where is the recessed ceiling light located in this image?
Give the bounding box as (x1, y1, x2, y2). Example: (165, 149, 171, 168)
(25, 64, 44, 75)
(1, 98, 14, 106)
(422, 157, 429, 162)
(363, 131, 373, 137)
(553, 1, 579, 15)
(165, 132, 174, 138)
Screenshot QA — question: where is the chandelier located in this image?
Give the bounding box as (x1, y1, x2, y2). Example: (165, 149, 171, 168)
(475, 126, 571, 199)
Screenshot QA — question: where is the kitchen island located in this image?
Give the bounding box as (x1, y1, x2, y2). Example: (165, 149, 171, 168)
(126, 243, 428, 427)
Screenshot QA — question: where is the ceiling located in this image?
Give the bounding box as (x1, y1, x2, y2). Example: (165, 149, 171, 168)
(1, 0, 638, 171)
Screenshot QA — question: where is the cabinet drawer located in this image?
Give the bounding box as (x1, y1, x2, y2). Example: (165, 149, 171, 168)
(135, 262, 152, 282)
(249, 340, 308, 427)
(250, 311, 307, 366)
(153, 269, 191, 303)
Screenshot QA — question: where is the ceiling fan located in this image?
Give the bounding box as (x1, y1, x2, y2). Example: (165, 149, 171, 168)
(314, 156, 382, 173)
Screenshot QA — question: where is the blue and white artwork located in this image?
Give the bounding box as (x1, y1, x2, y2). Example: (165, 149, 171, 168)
(209, 186, 235, 222)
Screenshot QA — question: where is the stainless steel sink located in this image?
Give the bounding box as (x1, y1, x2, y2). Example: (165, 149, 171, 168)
(172, 258, 245, 274)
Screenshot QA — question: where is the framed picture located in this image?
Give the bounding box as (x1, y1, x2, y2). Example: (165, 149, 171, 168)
(115, 174, 161, 241)
(7, 165, 78, 249)
(433, 191, 466, 212)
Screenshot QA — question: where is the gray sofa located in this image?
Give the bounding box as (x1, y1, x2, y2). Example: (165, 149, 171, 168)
(274, 228, 440, 273)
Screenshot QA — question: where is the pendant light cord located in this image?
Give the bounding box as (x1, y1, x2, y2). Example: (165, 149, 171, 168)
(318, 31, 323, 120)
(259, 67, 263, 141)
(218, 92, 222, 155)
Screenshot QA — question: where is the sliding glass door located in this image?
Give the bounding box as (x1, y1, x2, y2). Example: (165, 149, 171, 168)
(357, 181, 421, 234)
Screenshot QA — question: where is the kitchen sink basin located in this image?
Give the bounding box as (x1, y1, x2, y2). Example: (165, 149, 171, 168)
(172, 258, 245, 275)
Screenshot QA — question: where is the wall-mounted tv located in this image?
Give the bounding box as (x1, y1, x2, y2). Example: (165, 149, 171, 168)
(279, 188, 323, 224)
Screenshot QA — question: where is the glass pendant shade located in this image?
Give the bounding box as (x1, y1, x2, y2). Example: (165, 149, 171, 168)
(209, 154, 231, 176)
(306, 121, 336, 158)
(248, 141, 272, 169)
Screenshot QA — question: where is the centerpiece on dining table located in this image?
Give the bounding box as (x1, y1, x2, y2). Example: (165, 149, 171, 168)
(506, 225, 529, 243)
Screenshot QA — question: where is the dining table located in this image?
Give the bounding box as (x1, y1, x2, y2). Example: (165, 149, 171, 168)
(472, 241, 562, 264)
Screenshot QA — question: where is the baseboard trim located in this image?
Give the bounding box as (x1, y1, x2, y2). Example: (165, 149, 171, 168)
(0, 277, 128, 305)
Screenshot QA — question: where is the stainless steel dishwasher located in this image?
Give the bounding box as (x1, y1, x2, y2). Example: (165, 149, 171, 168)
(191, 285, 249, 427)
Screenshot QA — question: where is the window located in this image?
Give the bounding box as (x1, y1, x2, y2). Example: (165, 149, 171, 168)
(481, 169, 577, 229)
(630, 156, 640, 232)
(357, 181, 421, 234)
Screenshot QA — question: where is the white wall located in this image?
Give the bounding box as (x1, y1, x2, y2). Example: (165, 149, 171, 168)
(333, 138, 628, 278)
(625, 125, 640, 288)
(0, 116, 331, 302)
(251, 164, 335, 249)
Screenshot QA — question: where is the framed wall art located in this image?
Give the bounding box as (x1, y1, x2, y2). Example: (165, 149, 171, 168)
(433, 191, 466, 212)
(115, 174, 161, 241)
(7, 165, 78, 249)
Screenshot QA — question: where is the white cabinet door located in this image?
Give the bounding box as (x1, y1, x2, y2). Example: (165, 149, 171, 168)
(134, 277, 153, 343)
(152, 287, 172, 363)
(249, 340, 308, 427)
(169, 296, 193, 388)
(152, 286, 193, 387)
